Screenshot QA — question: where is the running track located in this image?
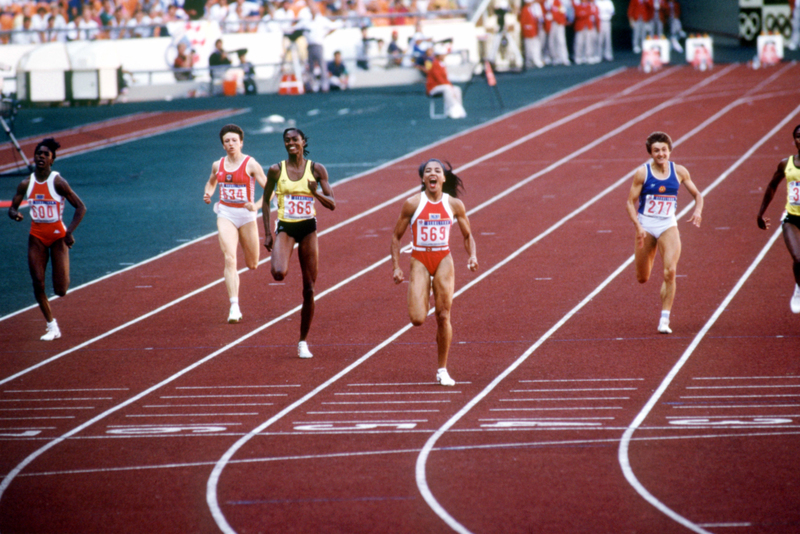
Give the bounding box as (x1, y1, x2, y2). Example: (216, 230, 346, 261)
(1, 63, 800, 534)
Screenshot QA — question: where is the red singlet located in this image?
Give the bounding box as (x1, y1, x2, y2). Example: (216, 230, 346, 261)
(410, 193, 454, 275)
(217, 155, 254, 209)
(26, 171, 67, 247)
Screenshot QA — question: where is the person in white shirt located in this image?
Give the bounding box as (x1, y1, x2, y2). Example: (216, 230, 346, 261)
(12, 16, 41, 45)
(595, 0, 614, 61)
(293, 7, 339, 92)
(127, 8, 152, 38)
(74, 8, 100, 40)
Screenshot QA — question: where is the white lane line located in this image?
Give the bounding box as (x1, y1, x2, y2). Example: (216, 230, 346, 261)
(0, 417, 75, 421)
(490, 407, 624, 412)
(322, 401, 451, 405)
(0, 72, 644, 387)
(0, 68, 632, 325)
(0, 398, 113, 402)
(416, 86, 800, 534)
(672, 404, 800, 409)
(2, 388, 128, 393)
(665, 414, 800, 419)
(510, 388, 637, 392)
(143, 404, 275, 408)
(617, 228, 784, 534)
(692, 376, 800, 380)
(175, 385, 300, 389)
(333, 391, 462, 396)
(0, 407, 94, 411)
(520, 378, 643, 383)
(679, 394, 800, 399)
(685, 385, 800, 390)
(498, 397, 631, 401)
(125, 413, 259, 417)
(159, 394, 287, 398)
(307, 411, 440, 414)
(347, 382, 473, 386)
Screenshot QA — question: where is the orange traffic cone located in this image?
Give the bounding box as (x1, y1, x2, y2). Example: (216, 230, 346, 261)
(278, 74, 304, 95)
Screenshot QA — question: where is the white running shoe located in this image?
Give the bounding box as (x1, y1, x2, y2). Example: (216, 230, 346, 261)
(41, 319, 61, 341)
(228, 305, 242, 324)
(298, 341, 313, 359)
(437, 368, 455, 386)
(791, 285, 800, 314)
(657, 318, 672, 334)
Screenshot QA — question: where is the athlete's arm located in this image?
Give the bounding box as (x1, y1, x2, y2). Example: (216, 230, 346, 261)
(203, 160, 220, 204)
(391, 196, 419, 284)
(54, 175, 86, 248)
(452, 196, 478, 272)
(262, 163, 281, 252)
(757, 158, 788, 230)
(626, 166, 648, 249)
(8, 178, 30, 222)
(676, 164, 702, 228)
(246, 157, 270, 212)
(309, 162, 336, 211)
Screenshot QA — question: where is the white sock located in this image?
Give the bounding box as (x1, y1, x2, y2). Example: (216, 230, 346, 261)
(230, 298, 239, 306)
(47, 319, 57, 327)
(661, 311, 670, 321)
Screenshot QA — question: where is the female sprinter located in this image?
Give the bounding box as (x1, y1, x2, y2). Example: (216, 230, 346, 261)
(391, 159, 478, 386)
(204, 124, 268, 323)
(626, 131, 703, 334)
(262, 128, 336, 359)
(8, 138, 87, 340)
(757, 123, 800, 313)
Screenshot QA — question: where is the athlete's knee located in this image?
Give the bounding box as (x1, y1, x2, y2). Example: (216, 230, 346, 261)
(223, 252, 237, 268)
(663, 265, 677, 283)
(636, 273, 649, 284)
(53, 281, 69, 297)
(435, 307, 451, 325)
(302, 285, 315, 301)
(270, 266, 286, 280)
(410, 315, 426, 327)
(246, 260, 258, 271)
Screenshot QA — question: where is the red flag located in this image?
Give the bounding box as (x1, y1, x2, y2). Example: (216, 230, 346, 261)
(484, 60, 497, 87)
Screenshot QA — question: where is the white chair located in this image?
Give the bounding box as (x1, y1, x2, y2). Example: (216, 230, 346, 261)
(429, 92, 446, 119)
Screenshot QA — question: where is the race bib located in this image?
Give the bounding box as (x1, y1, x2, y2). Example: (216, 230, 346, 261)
(416, 220, 451, 247)
(283, 194, 315, 220)
(29, 200, 60, 223)
(220, 183, 248, 204)
(789, 181, 800, 206)
(644, 194, 677, 219)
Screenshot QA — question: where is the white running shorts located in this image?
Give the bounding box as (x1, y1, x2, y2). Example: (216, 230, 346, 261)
(215, 202, 257, 229)
(637, 212, 677, 239)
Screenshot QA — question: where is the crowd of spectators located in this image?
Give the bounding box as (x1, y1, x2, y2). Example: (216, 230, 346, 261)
(0, 0, 467, 44)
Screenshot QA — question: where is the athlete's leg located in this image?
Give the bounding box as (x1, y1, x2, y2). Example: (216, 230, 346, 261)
(28, 235, 53, 322)
(783, 221, 800, 285)
(297, 231, 319, 341)
(238, 220, 261, 270)
(657, 227, 682, 312)
(270, 231, 296, 281)
(431, 255, 455, 370)
(407, 257, 432, 326)
(634, 231, 658, 283)
(217, 217, 241, 299)
(49, 238, 71, 297)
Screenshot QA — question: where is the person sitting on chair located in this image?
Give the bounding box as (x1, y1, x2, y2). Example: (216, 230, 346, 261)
(424, 45, 466, 119)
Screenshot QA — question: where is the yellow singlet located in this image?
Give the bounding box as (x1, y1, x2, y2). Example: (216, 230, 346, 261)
(276, 160, 317, 222)
(785, 155, 800, 217)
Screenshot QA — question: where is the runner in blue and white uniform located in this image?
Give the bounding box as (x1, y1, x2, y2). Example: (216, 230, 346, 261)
(626, 131, 703, 334)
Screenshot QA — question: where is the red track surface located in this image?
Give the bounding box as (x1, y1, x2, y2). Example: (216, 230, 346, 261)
(1, 64, 800, 534)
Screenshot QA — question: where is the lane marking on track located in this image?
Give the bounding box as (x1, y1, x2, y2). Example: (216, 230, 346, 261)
(0, 68, 632, 324)
(415, 82, 800, 534)
(0, 69, 688, 387)
(206, 67, 759, 534)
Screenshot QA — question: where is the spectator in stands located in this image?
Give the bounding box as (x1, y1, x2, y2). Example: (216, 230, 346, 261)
(72, 6, 101, 40)
(572, 0, 595, 64)
(210, 38, 232, 67)
(294, 5, 338, 92)
(544, 0, 569, 65)
(387, 29, 404, 66)
(237, 48, 257, 93)
(595, 0, 614, 61)
(173, 41, 195, 80)
(424, 45, 466, 119)
(109, 6, 129, 39)
(12, 15, 40, 44)
(628, 0, 654, 53)
(519, 0, 544, 68)
(356, 26, 376, 69)
(388, 0, 409, 26)
(127, 8, 152, 37)
(208, 0, 230, 26)
(327, 50, 349, 90)
(44, 13, 68, 42)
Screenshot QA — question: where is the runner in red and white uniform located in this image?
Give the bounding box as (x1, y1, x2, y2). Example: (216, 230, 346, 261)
(757, 123, 800, 313)
(391, 159, 478, 386)
(262, 127, 336, 359)
(8, 138, 86, 341)
(204, 124, 268, 324)
(626, 131, 703, 334)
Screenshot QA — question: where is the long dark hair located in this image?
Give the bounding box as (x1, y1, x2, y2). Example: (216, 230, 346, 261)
(284, 127, 310, 157)
(418, 159, 464, 198)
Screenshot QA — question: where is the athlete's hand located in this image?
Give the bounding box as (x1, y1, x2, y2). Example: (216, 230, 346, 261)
(263, 233, 274, 252)
(635, 226, 647, 249)
(467, 256, 478, 272)
(64, 232, 75, 248)
(8, 209, 23, 222)
(244, 201, 256, 212)
(393, 268, 404, 284)
(307, 177, 318, 196)
(203, 192, 212, 204)
(757, 215, 770, 230)
(688, 211, 702, 228)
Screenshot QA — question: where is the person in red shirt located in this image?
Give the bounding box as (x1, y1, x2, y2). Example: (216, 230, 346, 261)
(519, 0, 544, 68)
(628, 0, 654, 53)
(8, 138, 87, 341)
(391, 159, 478, 386)
(573, 0, 597, 64)
(545, 0, 570, 65)
(423, 45, 466, 119)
